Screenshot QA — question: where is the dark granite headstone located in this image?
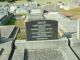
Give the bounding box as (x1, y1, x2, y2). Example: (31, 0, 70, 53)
(26, 20, 58, 41)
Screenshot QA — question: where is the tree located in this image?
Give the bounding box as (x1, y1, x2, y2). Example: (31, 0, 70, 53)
(0, 0, 4, 2)
(6, 0, 16, 2)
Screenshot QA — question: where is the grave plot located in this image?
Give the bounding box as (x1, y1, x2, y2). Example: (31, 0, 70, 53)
(0, 39, 14, 60)
(0, 4, 14, 25)
(0, 25, 18, 39)
(44, 12, 78, 38)
(0, 13, 14, 25)
(0, 5, 5, 16)
(12, 38, 78, 60)
(69, 34, 80, 60)
(24, 49, 64, 60)
(25, 20, 58, 41)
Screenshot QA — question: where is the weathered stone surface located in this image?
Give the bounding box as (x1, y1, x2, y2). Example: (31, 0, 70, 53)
(0, 25, 16, 38)
(0, 41, 12, 60)
(70, 38, 80, 59)
(12, 38, 78, 60)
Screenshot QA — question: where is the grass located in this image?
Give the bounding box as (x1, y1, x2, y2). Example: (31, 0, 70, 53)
(16, 30, 26, 40)
(60, 8, 80, 17)
(14, 0, 73, 5)
(35, 0, 73, 5)
(15, 20, 25, 28)
(15, 20, 26, 40)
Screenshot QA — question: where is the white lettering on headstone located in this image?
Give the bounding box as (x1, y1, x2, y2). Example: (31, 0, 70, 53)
(32, 32, 52, 34)
(32, 35, 52, 38)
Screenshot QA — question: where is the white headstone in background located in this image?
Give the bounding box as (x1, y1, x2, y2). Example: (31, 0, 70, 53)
(0, 4, 8, 16)
(30, 9, 41, 14)
(28, 2, 38, 9)
(10, 6, 17, 13)
(0, 5, 4, 15)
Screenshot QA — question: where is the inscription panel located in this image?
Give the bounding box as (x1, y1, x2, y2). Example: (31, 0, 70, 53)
(26, 20, 58, 41)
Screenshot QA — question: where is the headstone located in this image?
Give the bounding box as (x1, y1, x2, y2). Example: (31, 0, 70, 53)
(0, 4, 8, 15)
(26, 20, 58, 41)
(28, 2, 38, 9)
(0, 5, 4, 15)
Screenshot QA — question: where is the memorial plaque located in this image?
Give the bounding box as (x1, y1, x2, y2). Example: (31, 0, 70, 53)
(26, 20, 58, 41)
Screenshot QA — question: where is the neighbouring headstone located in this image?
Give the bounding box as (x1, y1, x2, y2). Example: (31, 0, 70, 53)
(0, 5, 4, 15)
(28, 2, 38, 9)
(0, 4, 8, 15)
(25, 20, 58, 41)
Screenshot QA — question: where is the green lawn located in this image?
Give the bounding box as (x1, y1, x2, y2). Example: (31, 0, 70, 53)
(4, 18, 16, 25)
(35, 0, 73, 5)
(15, 0, 73, 5)
(15, 20, 26, 40)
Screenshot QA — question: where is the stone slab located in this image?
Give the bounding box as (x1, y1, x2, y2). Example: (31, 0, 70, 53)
(0, 25, 16, 38)
(69, 38, 80, 59)
(12, 38, 78, 60)
(0, 41, 12, 60)
(44, 12, 78, 33)
(15, 37, 68, 49)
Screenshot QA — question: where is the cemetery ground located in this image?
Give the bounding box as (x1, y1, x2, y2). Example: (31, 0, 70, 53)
(14, 0, 72, 5)
(15, 20, 26, 40)
(60, 7, 80, 20)
(4, 7, 80, 40)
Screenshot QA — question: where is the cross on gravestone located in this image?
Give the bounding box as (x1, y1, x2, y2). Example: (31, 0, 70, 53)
(25, 20, 58, 41)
